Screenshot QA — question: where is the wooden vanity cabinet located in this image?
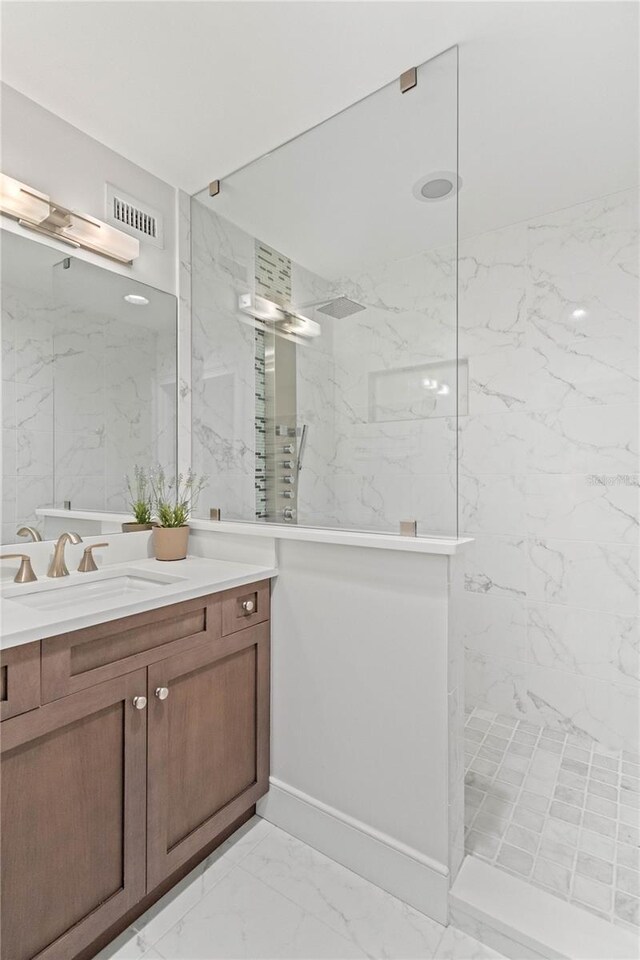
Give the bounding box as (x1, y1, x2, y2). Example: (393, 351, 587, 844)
(0, 581, 271, 960)
(1, 670, 148, 960)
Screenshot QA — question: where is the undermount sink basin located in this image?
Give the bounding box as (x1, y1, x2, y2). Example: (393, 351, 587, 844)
(4, 569, 187, 611)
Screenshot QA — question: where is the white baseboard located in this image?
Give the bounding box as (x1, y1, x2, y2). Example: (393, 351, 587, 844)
(451, 856, 640, 960)
(257, 777, 450, 924)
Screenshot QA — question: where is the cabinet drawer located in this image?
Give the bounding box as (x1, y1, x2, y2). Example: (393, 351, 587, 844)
(0, 642, 41, 721)
(41, 594, 222, 702)
(222, 580, 270, 635)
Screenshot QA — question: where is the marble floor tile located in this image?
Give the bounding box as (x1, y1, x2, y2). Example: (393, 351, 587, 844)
(464, 706, 639, 931)
(496, 844, 533, 876)
(153, 868, 368, 959)
(533, 858, 572, 897)
(239, 826, 445, 959)
(93, 822, 262, 960)
(96, 815, 509, 960)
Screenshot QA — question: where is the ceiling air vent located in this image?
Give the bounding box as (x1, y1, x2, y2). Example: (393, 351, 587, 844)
(105, 184, 164, 248)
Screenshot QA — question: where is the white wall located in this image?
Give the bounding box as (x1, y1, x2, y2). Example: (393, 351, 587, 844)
(1, 84, 177, 294)
(257, 538, 460, 923)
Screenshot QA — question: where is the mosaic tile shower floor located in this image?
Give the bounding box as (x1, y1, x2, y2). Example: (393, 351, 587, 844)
(464, 707, 640, 932)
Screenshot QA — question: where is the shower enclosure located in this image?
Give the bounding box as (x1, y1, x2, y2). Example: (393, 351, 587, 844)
(190, 47, 460, 538)
(189, 35, 639, 943)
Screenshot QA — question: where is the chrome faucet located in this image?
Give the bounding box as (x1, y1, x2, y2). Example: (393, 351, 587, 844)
(48, 532, 83, 578)
(17, 526, 43, 542)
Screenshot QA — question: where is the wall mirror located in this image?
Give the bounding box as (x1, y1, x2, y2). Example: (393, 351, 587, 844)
(1, 229, 177, 544)
(190, 46, 460, 537)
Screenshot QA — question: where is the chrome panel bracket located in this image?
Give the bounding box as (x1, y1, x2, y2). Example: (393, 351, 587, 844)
(400, 67, 417, 93)
(400, 520, 417, 537)
(209, 180, 220, 197)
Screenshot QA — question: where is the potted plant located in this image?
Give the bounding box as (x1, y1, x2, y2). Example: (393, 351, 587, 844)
(122, 465, 153, 532)
(150, 465, 206, 561)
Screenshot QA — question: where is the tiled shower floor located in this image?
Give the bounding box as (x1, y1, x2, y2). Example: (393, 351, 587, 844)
(464, 707, 640, 931)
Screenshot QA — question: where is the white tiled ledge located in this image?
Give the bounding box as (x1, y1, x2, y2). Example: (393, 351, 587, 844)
(451, 855, 639, 960)
(36, 508, 471, 555)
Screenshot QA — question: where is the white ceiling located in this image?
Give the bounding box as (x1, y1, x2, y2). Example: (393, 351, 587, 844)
(204, 46, 459, 275)
(1, 1, 638, 262)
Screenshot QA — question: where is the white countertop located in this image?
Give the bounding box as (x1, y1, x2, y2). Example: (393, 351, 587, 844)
(36, 508, 471, 555)
(0, 555, 277, 650)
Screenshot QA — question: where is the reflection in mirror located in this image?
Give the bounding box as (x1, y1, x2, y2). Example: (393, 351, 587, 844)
(1, 230, 177, 544)
(191, 47, 459, 537)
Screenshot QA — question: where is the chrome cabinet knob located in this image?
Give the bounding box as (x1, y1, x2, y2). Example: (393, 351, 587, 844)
(283, 475, 295, 484)
(282, 444, 294, 453)
(155, 687, 169, 700)
(242, 599, 255, 614)
(282, 460, 294, 469)
(133, 696, 147, 710)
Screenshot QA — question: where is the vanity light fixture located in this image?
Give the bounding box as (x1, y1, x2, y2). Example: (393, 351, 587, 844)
(124, 294, 150, 305)
(238, 293, 320, 339)
(0, 173, 139, 265)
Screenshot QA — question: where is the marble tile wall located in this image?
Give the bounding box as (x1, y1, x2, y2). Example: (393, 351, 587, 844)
(1, 285, 55, 543)
(329, 248, 458, 535)
(190, 200, 339, 526)
(188, 191, 637, 751)
(190, 199, 257, 520)
(456, 188, 639, 752)
(291, 261, 339, 528)
(2, 280, 175, 539)
(177, 188, 193, 477)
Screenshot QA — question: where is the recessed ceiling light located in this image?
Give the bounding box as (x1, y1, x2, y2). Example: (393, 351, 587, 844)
(413, 171, 462, 203)
(571, 308, 587, 319)
(124, 294, 149, 305)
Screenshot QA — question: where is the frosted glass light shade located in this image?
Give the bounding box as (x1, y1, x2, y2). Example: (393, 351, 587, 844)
(60, 214, 139, 263)
(0, 174, 50, 223)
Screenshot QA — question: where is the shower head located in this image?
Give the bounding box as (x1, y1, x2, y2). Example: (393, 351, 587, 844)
(315, 296, 366, 320)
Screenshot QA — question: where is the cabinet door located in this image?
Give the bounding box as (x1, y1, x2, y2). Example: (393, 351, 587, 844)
(1, 670, 147, 960)
(147, 622, 270, 888)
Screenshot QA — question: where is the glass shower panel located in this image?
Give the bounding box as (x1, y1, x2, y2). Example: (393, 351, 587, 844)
(191, 46, 458, 537)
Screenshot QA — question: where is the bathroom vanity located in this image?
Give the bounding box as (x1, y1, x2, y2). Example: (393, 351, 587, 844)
(0, 566, 273, 960)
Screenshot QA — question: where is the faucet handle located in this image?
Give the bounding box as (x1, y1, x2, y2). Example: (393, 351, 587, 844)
(77, 542, 109, 573)
(0, 554, 38, 583)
